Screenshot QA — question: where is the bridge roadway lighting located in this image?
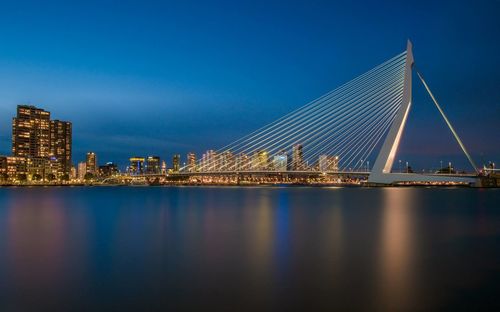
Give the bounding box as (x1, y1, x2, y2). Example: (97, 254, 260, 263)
(399, 160, 402, 173)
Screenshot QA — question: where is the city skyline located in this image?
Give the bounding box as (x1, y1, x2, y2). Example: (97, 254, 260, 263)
(0, 1, 499, 169)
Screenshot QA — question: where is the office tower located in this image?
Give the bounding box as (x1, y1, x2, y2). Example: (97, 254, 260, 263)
(12, 105, 50, 158)
(78, 161, 86, 180)
(252, 150, 268, 170)
(220, 150, 234, 171)
(70, 165, 77, 180)
(0, 157, 7, 177)
(202, 150, 217, 171)
(273, 152, 288, 171)
(146, 156, 161, 174)
(161, 161, 167, 174)
(236, 153, 250, 171)
(187, 152, 196, 172)
(172, 154, 180, 172)
(50, 120, 72, 175)
(129, 157, 145, 174)
(86, 152, 97, 174)
(292, 144, 304, 170)
(99, 162, 119, 177)
(319, 155, 339, 172)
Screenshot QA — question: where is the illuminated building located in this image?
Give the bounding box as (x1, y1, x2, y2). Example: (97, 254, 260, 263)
(161, 161, 167, 174)
(220, 150, 234, 171)
(292, 144, 304, 170)
(77, 162, 86, 180)
(202, 150, 217, 171)
(86, 152, 97, 174)
(172, 154, 180, 172)
(187, 152, 196, 172)
(99, 162, 119, 177)
(252, 150, 268, 170)
(5, 157, 27, 181)
(235, 153, 250, 171)
(319, 155, 339, 172)
(129, 157, 145, 175)
(0, 156, 6, 177)
(12, 105, 51, 158)
(146, 156, 161, 174)
(10, 105, 72, 179)
(273, 152, 288, 171)
(50, 120, 72, 175)
(70, 165, 77, 180)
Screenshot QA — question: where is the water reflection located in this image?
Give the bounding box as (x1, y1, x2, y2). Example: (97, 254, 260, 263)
(0, 187, 498, 311)
(377, 188, 416, 311)
(4, 191, 89, 307)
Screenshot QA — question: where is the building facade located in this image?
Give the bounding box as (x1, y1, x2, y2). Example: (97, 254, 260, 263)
(146, 156, 161, 174)
(129, 157, 145, 175)
(187, 152, 196, 172)
(50, 120, 72, 175)
(10, 105, 72, 180)
(319, 155, 339, 172)
(292, 144, 304, 171)
(86, 152, 97, 175)
(12, 105, 51, 158)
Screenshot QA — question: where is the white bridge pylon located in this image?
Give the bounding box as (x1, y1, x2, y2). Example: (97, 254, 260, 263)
(368, 40, 477, 184)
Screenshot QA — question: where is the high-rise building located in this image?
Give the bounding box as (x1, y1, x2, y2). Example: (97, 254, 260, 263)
(146, 156, 161, 174)
(161, 161, 167, 174)
(273, 152, 288, 171)
(236, 153, 250, 171)
(220, 150, 235, 171)
(77, 161, 86, 180)
(319, 155, 339, 172)
(86, 152, 97, 174)
(252, 150, 268, 170)
(99, 162, 119, 177)
(50, 120, 72, 175)
(129, 157, 145, 175)
(202, 150, 217, 171)
(292, 144, 304, 171)
(172, 154, 180, 172)
(187, 152, 196, 172)
(12, 105, 51, 158)
(70, 165, 77, 180)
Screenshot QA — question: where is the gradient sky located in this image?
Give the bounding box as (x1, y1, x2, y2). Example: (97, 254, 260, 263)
(0, 0, 499, 170)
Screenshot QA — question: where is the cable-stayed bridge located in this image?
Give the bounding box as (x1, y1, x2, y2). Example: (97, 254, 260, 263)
(167, 41, 479, 185)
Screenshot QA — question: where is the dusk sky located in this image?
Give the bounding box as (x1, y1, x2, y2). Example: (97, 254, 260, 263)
(0, 0, 499, 170)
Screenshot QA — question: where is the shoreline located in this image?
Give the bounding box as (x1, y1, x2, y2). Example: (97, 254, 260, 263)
(0, 182, 494, 188)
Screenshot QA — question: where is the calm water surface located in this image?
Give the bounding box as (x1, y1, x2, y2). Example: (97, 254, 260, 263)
(0, 186, 499, 311)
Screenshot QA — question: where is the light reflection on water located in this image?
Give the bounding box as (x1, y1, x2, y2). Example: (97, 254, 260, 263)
(0, 187, 499, 311)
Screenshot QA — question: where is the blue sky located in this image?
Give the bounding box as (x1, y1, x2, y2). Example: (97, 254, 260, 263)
(0, 0, 499, 170)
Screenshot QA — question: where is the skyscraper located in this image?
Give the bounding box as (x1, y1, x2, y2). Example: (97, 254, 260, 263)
(146, 156, 161, 174)
(86, 152, 97, 175)
(12, 105, 51, 158)
(172, 154, 180, 172)
(292, 144, 304, 171)
(50, 120, 72, 175)
(187, 152, 196, 172)
(273, 152, 288, 171)
(77, 161, 86, 180)
(252, 150, 268, 170)
(129, 157, 145, 174)
(319, 155, 339, 172)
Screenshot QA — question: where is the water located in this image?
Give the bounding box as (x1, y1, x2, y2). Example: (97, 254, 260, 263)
(0, 186, 499, 311)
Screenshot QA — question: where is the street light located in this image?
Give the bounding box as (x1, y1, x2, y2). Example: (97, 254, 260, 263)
(399, 160, 402, 173)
